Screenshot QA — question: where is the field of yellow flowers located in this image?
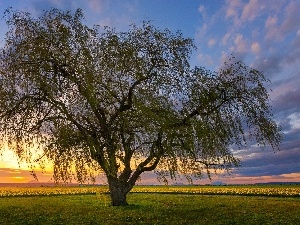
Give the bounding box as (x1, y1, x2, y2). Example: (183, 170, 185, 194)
(0, 185, 299, 198)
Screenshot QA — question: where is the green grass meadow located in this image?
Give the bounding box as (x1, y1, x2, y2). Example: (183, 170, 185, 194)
(0, 189, 300, 225)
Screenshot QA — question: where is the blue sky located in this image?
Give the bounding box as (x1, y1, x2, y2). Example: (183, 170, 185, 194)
(0, 0, 299, 184)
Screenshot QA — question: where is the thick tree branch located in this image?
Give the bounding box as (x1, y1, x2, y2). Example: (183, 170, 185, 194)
(128, 132, 164, 184)
(109, 68, 156, 125)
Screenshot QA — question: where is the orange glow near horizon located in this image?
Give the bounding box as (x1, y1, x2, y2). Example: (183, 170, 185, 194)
(0, 147, 54, 183)
(1, 146, 299, 184)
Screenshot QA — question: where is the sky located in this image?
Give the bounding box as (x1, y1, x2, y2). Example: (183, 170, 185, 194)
(0, 0, 299, 185)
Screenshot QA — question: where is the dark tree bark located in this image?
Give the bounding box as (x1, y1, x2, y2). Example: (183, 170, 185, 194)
(107, 177, 133, 206)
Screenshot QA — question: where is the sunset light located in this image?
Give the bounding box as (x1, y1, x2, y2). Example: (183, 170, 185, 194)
(0, 147, 53, 183)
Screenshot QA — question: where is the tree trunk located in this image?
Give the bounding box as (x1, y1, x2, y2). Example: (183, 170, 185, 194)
(108, 178, 132, 206)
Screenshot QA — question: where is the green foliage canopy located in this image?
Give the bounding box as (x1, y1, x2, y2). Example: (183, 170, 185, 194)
(0, 8, 281, 205)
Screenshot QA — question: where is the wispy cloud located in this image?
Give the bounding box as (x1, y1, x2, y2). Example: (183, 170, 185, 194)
(88, 0, 107, 13)
(241, 0, 263, 22)
(208, 38, 216, 47)
(251, 42, 261, 55)
(232, 34, 247, 53)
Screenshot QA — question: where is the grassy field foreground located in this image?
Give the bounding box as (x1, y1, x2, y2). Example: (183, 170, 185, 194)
(0, 191, 300, 224)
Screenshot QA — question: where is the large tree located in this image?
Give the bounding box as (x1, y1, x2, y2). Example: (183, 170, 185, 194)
(0, 8, 281, 205)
